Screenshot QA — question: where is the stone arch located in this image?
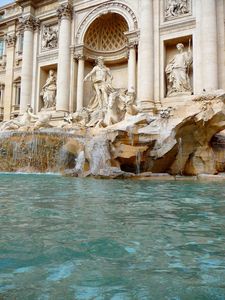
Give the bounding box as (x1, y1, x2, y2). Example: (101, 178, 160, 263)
(76, 1, 138, 45)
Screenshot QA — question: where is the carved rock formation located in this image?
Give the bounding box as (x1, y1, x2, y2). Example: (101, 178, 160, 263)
(0, 91, 225, 177)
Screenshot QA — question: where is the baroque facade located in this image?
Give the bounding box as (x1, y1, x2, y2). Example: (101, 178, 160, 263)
(0, 0, 224, 121)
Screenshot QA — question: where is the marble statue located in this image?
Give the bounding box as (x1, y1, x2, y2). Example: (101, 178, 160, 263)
(42, 25, 58, 50)
(103, 91, 125, 126)
(63, 109, 90, 127)
(27, 109, 52, 130)
(40, 70, 57, 109)
(84, 57, 113, 109)
(124, 91, 139, 119)
(0, 105, 53, 131)
(160, 107, 174, 119)
(165, 42, 192, 97)
(165, 0, 190, 19)
(0, 105, 32, 131)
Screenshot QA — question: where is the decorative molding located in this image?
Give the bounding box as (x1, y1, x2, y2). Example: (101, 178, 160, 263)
(164, 0, 192, 22)
(41, 24, 58, 51)
(74, 53, 85, 61)
(125, 29, 140, 47)
(19, 15, 40, 32)
(160, 18, 195, 35)
(76, 2, 138, 45)
(5, 33, 16, 48)
(57, 3, 73, 21)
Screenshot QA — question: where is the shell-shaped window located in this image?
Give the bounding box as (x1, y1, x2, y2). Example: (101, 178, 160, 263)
(84, 13, 128, 52)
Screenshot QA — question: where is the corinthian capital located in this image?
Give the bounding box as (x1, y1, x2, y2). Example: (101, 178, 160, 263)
(19, 16, 40, 31)
(57, 3, 73, 20)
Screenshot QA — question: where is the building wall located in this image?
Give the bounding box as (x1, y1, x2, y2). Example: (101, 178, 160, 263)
(0, 0, 224, 120)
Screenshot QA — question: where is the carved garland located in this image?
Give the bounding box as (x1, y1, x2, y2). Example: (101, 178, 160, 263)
(76, 2, 138, 45)
(5, 34, 16, 48)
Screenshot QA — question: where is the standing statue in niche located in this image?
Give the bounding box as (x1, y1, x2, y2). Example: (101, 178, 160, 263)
(40, 70, 57, 109)
(165, 41, 192, 97)
(84, 57, 113, 110)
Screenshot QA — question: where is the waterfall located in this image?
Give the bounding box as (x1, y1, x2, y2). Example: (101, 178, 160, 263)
(86, 135, 111, 175)
(136, 150, 142, 174)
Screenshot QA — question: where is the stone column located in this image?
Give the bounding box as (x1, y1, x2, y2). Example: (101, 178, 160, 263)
(201, 0, 218, 91)
(56, 2, 73, 112)
(2, 38, 7, 68)
(0, 84, 4, 106)
(76, 55, 84, 111)
(137, 0, 154, 113)
(20, 16, 39, 114)
(0, 84, 4, 120)
(127, 43, 136, 93)
(3, 33, 16, 120)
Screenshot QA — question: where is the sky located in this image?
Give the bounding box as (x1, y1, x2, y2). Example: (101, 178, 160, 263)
(0, 0, 13, 6)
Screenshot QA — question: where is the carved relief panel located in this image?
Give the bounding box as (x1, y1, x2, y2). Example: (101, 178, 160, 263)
(41, 24, 58, 51)
(164, 0, 192, 21)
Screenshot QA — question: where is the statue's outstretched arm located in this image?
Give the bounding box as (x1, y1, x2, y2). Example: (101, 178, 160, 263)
(27, 107, 38, 119)
(84, 67, 96, 81)
(107, 68, 113, 81)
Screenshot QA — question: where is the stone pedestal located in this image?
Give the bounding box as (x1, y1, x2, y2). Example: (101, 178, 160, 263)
(56, 3, 73, 112)
(20, 16, 39, 114)
(137, 0, 154, 113)
(201, 0, 218, 91)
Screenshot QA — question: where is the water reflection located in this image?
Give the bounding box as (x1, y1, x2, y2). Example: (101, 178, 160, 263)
(0, 174, 225, 299)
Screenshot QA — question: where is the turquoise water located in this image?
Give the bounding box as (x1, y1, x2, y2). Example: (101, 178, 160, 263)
(0, 174, 225, 300)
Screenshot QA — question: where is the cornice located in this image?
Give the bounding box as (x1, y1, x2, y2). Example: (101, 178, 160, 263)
(160, 17, 196, 35)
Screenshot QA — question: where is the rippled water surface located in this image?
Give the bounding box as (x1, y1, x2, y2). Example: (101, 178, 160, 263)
(0, 174, 225, 300)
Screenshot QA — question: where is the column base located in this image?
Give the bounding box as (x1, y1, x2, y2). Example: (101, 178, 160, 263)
(137, 100, 156, 115)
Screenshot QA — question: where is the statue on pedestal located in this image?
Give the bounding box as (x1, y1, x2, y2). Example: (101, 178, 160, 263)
(165, 41, 192, 97)
(40, 70, 57, 109)
(84, 57, 113, 110)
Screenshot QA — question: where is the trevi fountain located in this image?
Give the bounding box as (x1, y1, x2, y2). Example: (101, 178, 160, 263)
(0, 0, 225, 299)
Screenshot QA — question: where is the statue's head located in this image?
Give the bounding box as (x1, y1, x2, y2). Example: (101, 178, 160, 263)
(96, 57, 104, 67)
(176, 43, 184, 51)
(49, 69, 55, 76)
